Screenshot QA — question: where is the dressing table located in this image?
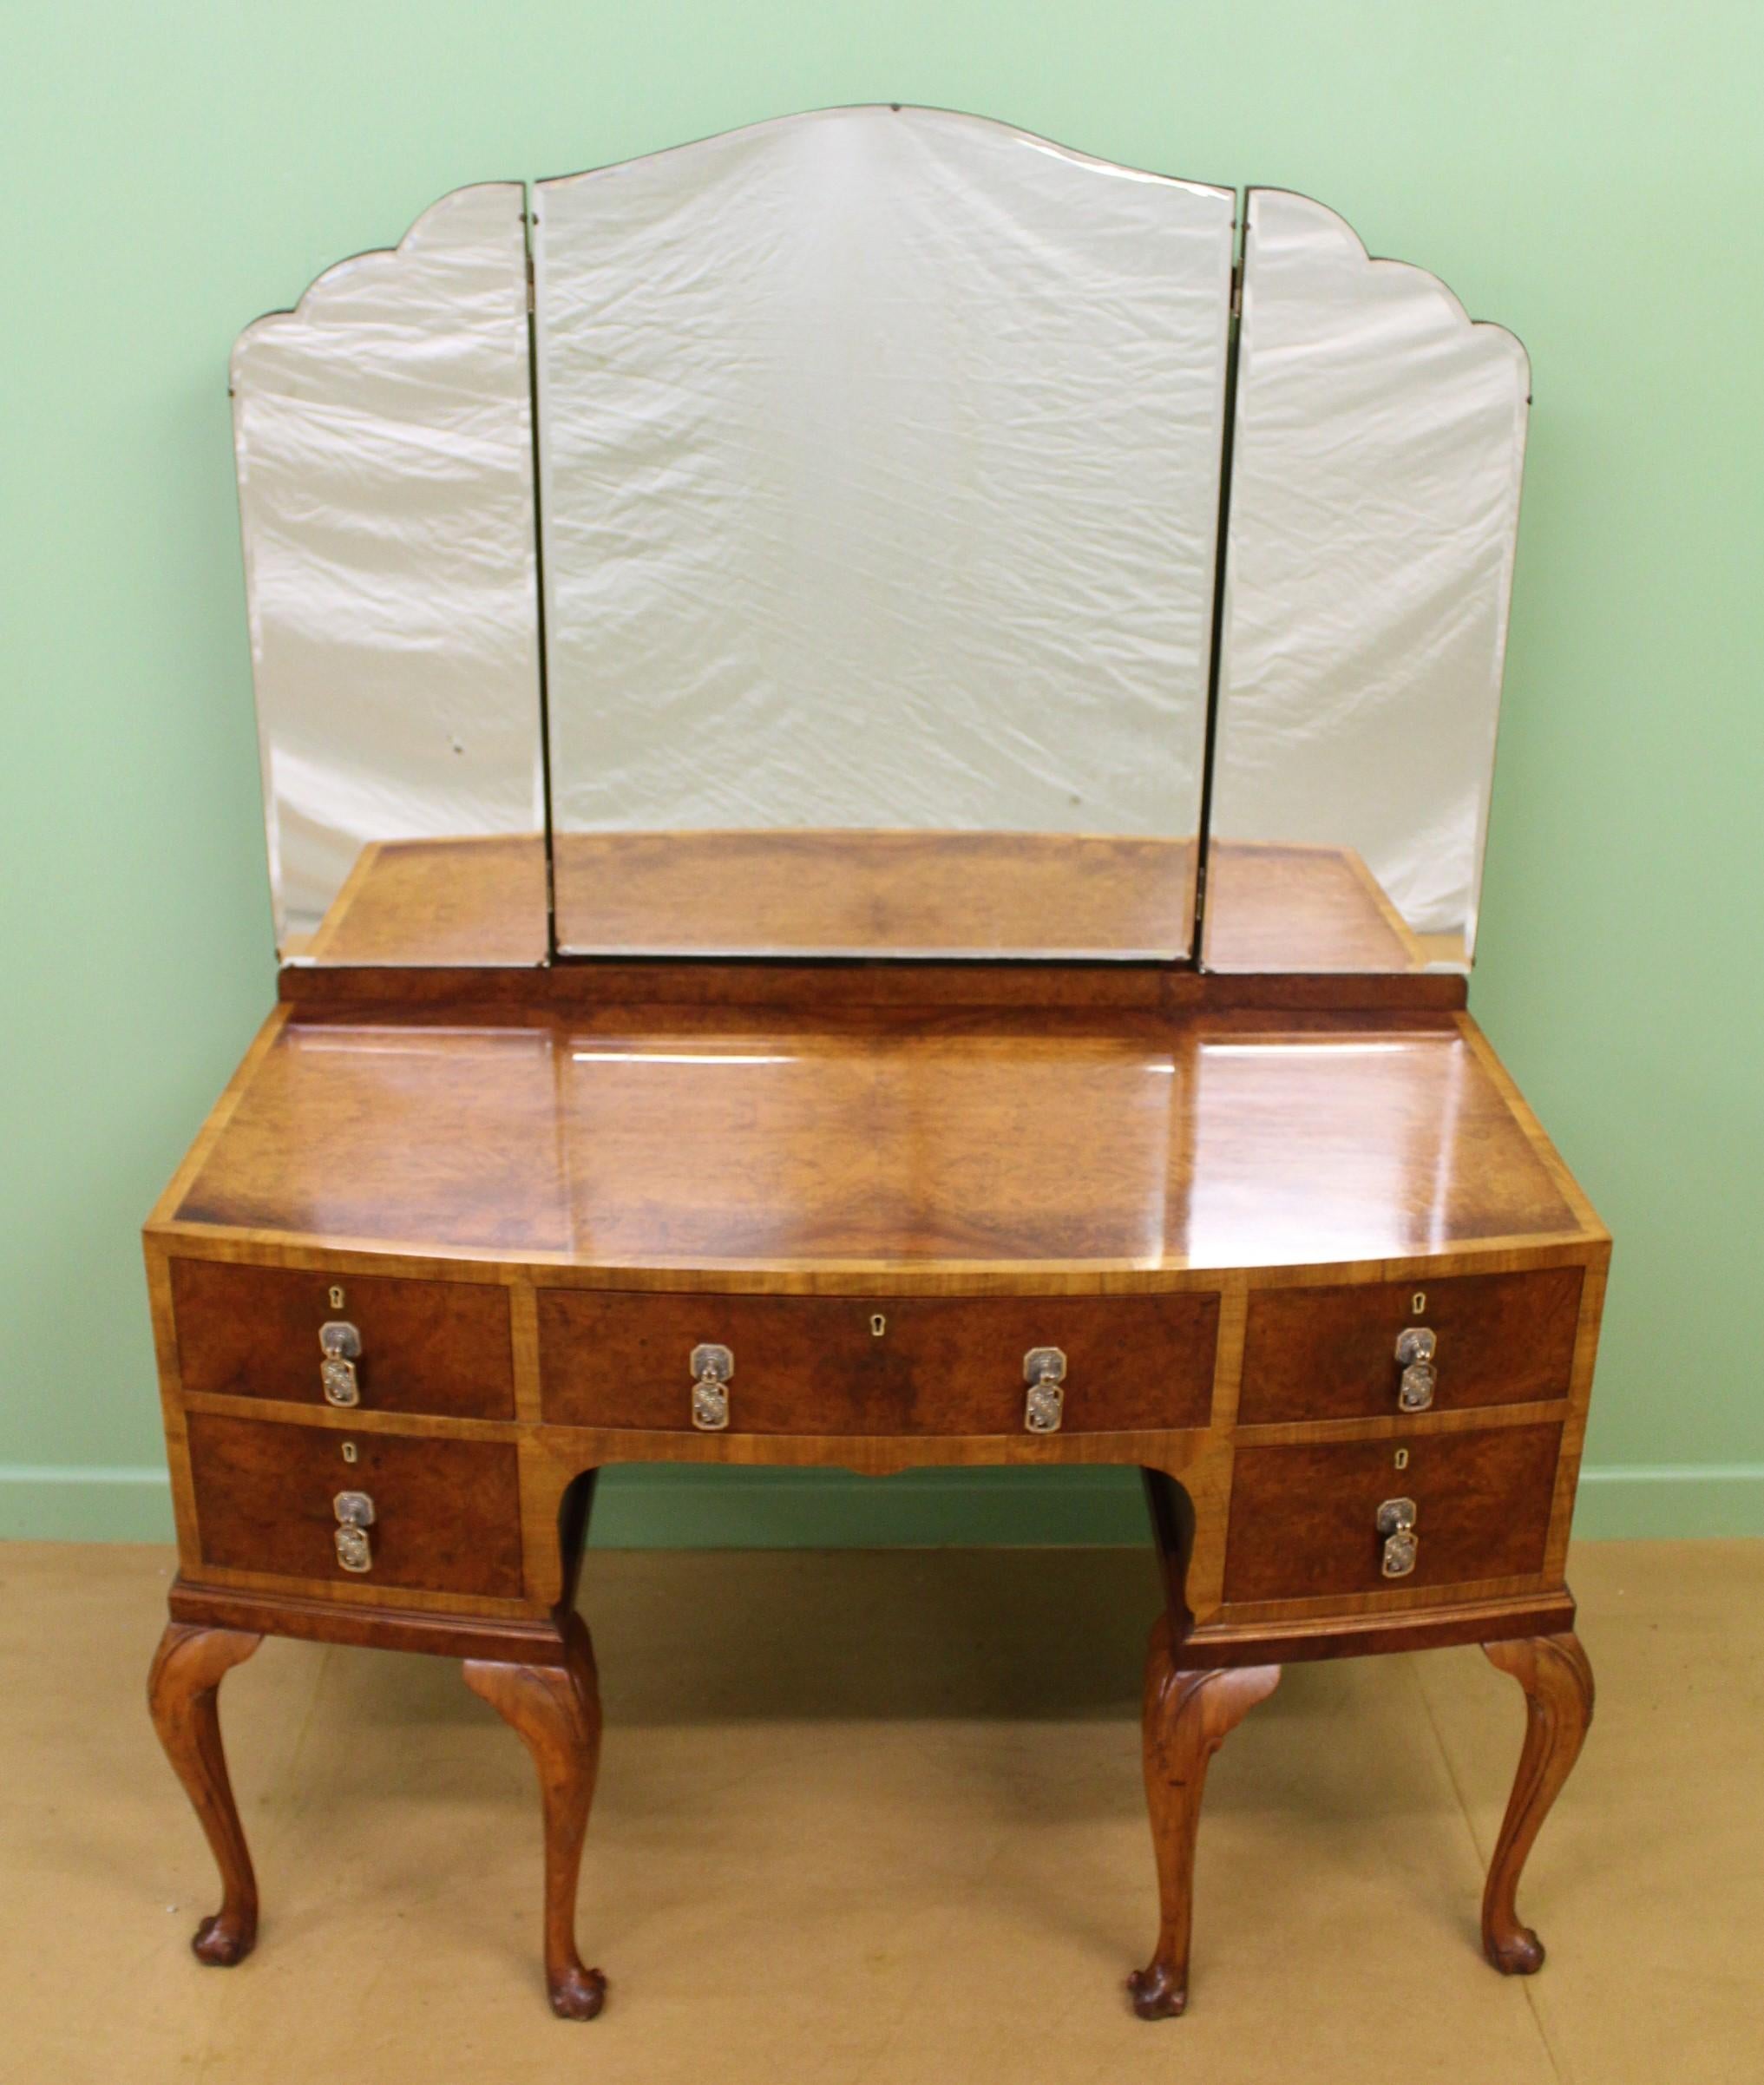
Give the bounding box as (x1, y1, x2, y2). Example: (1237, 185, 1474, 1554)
(146, 107, 1605, 2023)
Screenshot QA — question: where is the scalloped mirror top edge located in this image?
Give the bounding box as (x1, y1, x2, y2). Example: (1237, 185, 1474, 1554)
(225, 108, 1531, 980)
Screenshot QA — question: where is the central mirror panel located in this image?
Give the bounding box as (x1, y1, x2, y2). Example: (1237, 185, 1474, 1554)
(534, 107, 1234, 959)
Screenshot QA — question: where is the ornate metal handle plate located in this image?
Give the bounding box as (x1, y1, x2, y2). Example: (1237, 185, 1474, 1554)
(1023, 1346, 1066, 1433)
(1376, 1495, 1419, 1577)
(690, 1342, 732, 1431)
(333, 1488, 375, 1572)
(1394, 1326, 1436, 1412)
(319, 1320, 362, 1407)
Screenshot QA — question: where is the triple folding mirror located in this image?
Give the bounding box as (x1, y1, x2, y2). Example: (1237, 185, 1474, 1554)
(233, 105, 1528, 974)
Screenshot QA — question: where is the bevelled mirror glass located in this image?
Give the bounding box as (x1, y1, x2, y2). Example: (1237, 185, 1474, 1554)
(534, 107, 1235, 960)
(230, 116, 1530, 977)
(1203, 188, 1530, 974)
(232, 183, 547, 965)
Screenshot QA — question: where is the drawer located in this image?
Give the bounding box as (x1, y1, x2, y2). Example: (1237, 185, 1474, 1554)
(537, 1290, 1218, 1434)
(1237, 1269, 1583, 1426)
(1222, 1422, 1562, 1603)
(170, 1259, 515, 1419)
(185, 1411, 523, 1598)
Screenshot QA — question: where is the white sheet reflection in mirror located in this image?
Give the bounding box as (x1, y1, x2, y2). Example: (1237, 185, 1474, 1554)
(534, 108, 1235, 960)
(231, 185, 547, 965)
(1205, 189, 1530, 974)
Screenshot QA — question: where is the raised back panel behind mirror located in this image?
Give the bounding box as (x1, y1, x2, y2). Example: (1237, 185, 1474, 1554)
(534, 107, 1235, 961)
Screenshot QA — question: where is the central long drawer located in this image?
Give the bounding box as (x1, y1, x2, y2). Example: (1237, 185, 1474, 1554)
(536, 1290, 1220, 1434)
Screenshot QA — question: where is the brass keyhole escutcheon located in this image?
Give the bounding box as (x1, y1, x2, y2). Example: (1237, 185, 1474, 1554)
(870, 1314, 887, 1337)
(1393, 1446, 1409, 1471)
(341, 1440, 358, 1465)
(1412, 1290, 1426, 1315)
(330, 1285, 345, 1310)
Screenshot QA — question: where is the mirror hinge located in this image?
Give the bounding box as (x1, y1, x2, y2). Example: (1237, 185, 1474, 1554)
(525, 252, 535, 315)
(1230, 262, 1242, 320)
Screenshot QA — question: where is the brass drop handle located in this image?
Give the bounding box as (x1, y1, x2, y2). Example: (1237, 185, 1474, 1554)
(690, 1343, 732, 1431)
(1394, 1326, 1436, 1413)
(1023, 1347, 1066, 1433)
(333, 1489, 375, 1573)
(1376, 1496, 1418, 1578)
(319, 1320, 362, 1407)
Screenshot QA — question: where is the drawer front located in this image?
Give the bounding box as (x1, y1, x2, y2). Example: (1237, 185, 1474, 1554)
(185, 1411, 523, 1598)
(1222, 1422, 1562, 1603)
(171, 1259, 515, 1420)
(538, 1291, 1218, 1434)
(1238, 1269, 1583, 1426)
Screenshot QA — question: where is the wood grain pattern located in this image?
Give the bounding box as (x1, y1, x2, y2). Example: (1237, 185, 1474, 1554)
(1237, 1268, 1583, 1425)
(145, 1242, 204, 1573)
(1480, 1631, 1596, 1974)
(163, 1010, 1589, 1269)
(298, 834, 548, 967)
(464, 1612, 607, 2019)
(1177, 1589, 1577, 1667)
(167, 1574, 576, 1663)
(280, 961, 1469, 1016)
(141, 967, 1608, 2016)
(1544, 1256, 1610, 1584)
(1128, 1615, 1280, 2019)
(1221, 1424, 1562, 1603)
(1235, 1398, 1573, 1447)
(147, 1623, 264, 1965)
(1202, 839, 1423, 973)
(178, 1390, 521, 1444)
(185, 1412, 524, 1598)
(170, 1256, 515, 1418)
(301, 830, 1422, 971)
(537, 1290, 1217, 1433)
(556, 829, 1203, 959)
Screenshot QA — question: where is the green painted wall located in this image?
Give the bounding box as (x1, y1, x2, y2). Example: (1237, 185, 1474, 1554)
(4, 2, 1761, 1545)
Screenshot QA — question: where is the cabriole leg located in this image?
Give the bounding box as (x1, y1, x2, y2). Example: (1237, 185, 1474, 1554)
(1480, 1629, 1595, 1973)
(1128, 1614, 1280, 2019)
(147, 1620, 265, 1965)
(463, 1610, 607, 2019)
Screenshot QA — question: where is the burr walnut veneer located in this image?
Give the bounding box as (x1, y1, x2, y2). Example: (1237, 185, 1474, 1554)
(145, 951, 1606, 2021)
(173, 118, 1581, 2026)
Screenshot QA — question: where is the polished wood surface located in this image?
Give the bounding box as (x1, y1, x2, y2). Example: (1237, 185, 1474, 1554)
(170, 1256, 516, 1418)
(1222, 1425, 1562, 1603)
(161, 1007, 1588, 1268)
(558, 829, 1203, 959)
(145, 983, 1608, 2018)
(537, 1290, 1218, 1433)
(1203, 839, 1423, 974)
(1129, 1615, 1281, 2019)
(295, 830, 1424, 972)
(464, 1612, 607, 2019)
(147, 1623, 264, 1965)
(295, 835, 548, 967)
(1480, 1631, 1596, 1974)
(1238, 1268, 1584, 1425)
(186, 1412, 525, 1597)
(166, 137, 1594, 2018)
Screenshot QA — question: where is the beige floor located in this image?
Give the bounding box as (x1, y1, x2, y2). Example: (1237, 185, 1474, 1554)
(1, 1541, 1759, 2084)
